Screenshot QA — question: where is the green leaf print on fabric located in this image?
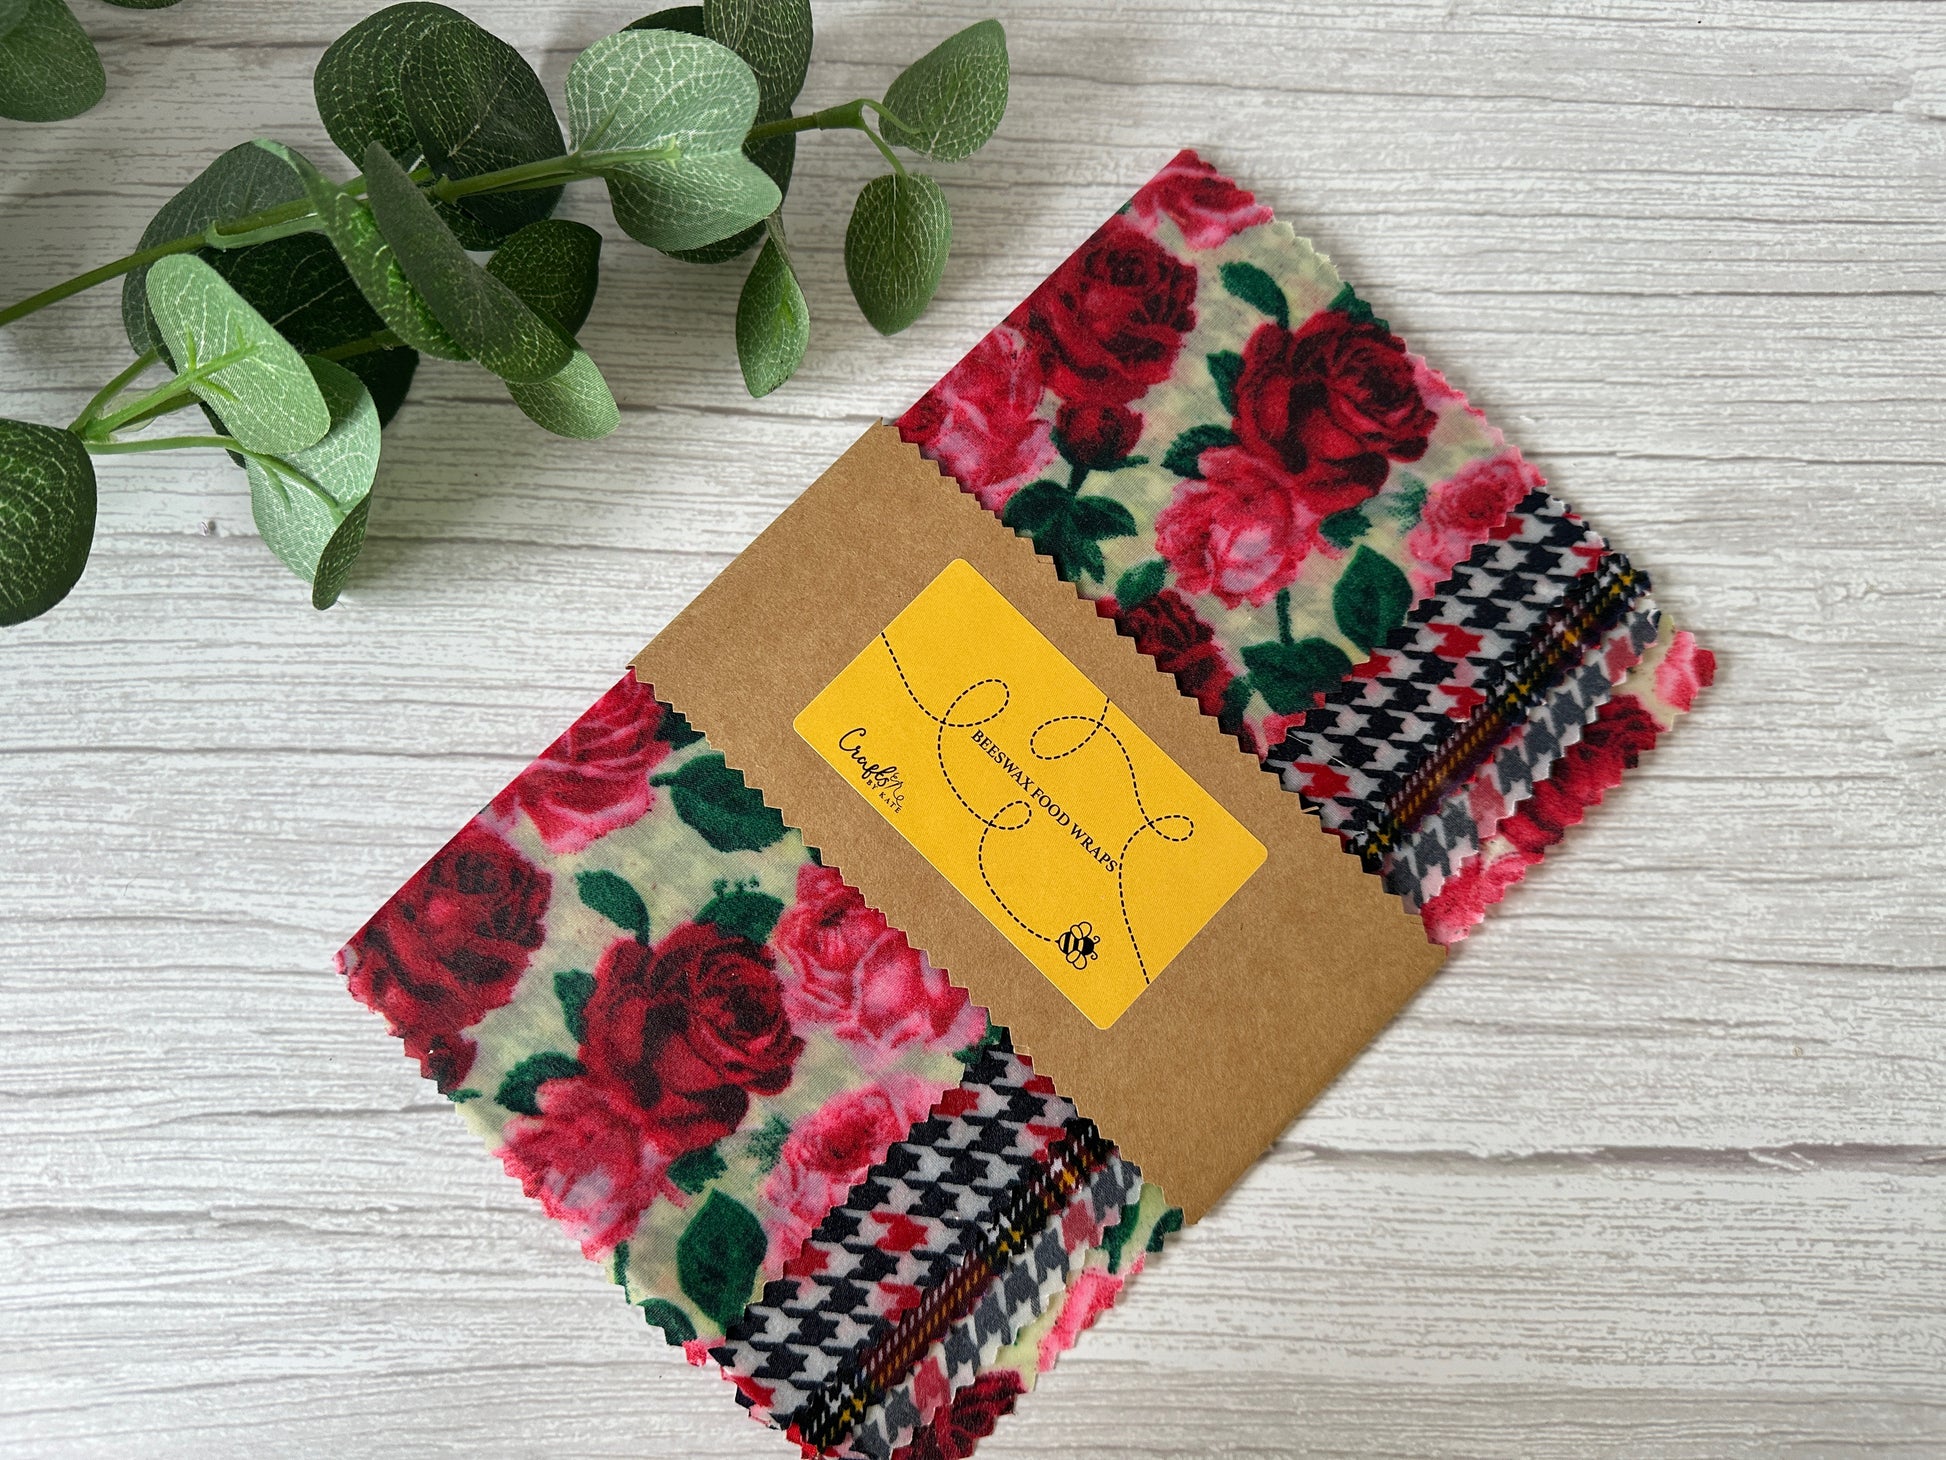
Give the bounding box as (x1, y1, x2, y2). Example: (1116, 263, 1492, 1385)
(1001, 478, 1137, 583)
(1113, 560, 1166, 611)
(639, 1296, 699, 1347)
(554, 969, 595, 1042)
(678, 1189, 768, 1329)
(1327, 280, 1388, 333)
(496, 1051, 585, 1116)
(577, 868, 652, 939)
(657, 701, 705, 749)
(1146, 1206, 1184, 1253)
(1160, 423, 1237, 481)
(1242, 637, 1354, 714)
(1385, 472, 1429, 526)
(697, 880, 785, 945)
(668, 1144, 728, 1195)
(651, 752, 788, 853)
(748, 1114, 790, 1171)
(1206, 349, 1242, 416)
(1219, 260, 1287, 328)
(1319, 507, 1371, 550)
(1333, 544, 1413, 652)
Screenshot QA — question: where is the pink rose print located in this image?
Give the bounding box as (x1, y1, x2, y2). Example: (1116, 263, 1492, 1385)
(1404, 450, 1540, 595)
(489, 674, 674, 855)
(897, 323, 1056, 513)
(1155, 445, 1329, 608)
(497, 1076, 674, 1257)
(1126, 148, 1274, 249)
(775, 864, 985, 1058)
(760, 1077, 940, 1268)
(1654, 630, 1716, 714)
(1037, 1265, 1127, 1373)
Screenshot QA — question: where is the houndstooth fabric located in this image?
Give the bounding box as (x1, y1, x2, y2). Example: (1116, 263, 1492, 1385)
(846, 1155, 1139, 1460)
(714, 1035, 1073, 1430)
(1268, 490, 1607, 850)
(1383, 591, 1662, 908)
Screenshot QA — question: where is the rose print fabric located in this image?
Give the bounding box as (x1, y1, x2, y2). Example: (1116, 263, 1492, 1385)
(1419, 622, 1714, 944)
(1385, 597, 1660, 908)
(337, 674, 985, 1345)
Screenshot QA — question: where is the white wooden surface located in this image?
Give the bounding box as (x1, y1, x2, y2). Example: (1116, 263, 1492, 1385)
(4, 1, 1944, 1455)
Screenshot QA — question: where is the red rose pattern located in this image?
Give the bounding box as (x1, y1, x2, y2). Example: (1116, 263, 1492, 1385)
(581, 922, 805, 1159)
(1404, 449, 1541, 593)
(1654, 629, 1716, 713)
(341, 822, 551, 1091)
(897, 323, 1055, 513)
(1107, 587, 1237, 719)
(760, 1076, 940, 1268)
(1155, 445, 1328, 608)
(1231, 313, 1435, 506)
(1020, 212, 1197, 408)
(774, 864, 984, 1060)
(489, 673, 674, 855)
(1125, 148, 1274, 249)
(902, 1369, 1026, 1460)
(496, 1076, 674, 1256)
(1054, 400, 1143, 471)
(1420, 694, 1665, 945)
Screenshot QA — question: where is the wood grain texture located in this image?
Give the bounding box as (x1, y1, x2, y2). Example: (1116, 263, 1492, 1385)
(2, 0, 1943, 1455)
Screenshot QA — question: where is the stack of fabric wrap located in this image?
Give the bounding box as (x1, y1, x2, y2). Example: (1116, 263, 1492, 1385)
(337, 151, 1714, 1458)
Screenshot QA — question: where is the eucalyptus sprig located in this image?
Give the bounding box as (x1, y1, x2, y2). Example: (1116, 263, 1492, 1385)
(0, 1, 1010, 625)
(0, 0, 182, 123)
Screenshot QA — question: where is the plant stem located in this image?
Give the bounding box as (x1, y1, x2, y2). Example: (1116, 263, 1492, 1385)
(70, 349, 160, 434)
(86, 434, 343, 520)
(316, 329, 402, 363)
(88, 373, 200, 440)
(1275, 586, 1293, 645)
(85, 433, 237, 455)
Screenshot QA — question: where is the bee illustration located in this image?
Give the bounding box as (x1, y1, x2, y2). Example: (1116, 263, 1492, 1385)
(1057, 922, 1100, 969)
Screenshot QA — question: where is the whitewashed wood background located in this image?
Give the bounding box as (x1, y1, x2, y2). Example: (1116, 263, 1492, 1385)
(4, 1, 1943, 1455)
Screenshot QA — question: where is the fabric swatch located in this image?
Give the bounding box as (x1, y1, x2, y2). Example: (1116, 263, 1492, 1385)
(713, 1034, 1072, 1431)
(846, 1153, 1138, 1460)
(336, 674, 987, 1344)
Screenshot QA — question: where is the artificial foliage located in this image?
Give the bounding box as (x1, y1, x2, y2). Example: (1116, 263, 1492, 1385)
(0, 2, 1009, 624)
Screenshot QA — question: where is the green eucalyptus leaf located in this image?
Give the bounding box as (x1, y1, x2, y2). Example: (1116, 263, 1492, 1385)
(735, 230, 807, 398)
(627, 6, 706, 35)
(313, 2, 560, 249)
(242, 358, 382, 608)
(566, 29, 780, 253)
(261, 140, 466, 362)
(98, 0, 186, 8)
(123, 142, 308, 358)
(702, 0, 811, 118)
(361, 142, 573, 384)
(398, 17, 565, 246)
(879, 19, 1008, 162)
(0, 420, 95, 627)
(145, 255, 331, 456)
(121, 145, 420, 425)
(643, 0, 803, 263)
(0, 0, 35, 25)
(844, 171, 950, 335)
(0, 0, 104, 123)
(485, 219, 603, 335)
(506, 351, 619, 440)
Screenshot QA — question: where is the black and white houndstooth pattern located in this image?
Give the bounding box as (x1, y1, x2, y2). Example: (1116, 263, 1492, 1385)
(714, 1035, 1072, 1431)
(844, 1155, 1140, 1460)
(1269, 490, 1608, 847)
(1382, 592, 1662, 908)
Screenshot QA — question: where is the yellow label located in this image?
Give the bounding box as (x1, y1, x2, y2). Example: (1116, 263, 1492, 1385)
(794, 559, 1266, 1028)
